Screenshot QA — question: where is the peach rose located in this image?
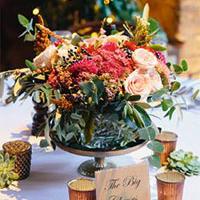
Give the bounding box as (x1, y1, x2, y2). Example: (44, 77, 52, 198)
(155, 61, 171, 86)
(148, 69, 163, 92)
(124, 70, 152, 101)
(132, 48, 158, 70)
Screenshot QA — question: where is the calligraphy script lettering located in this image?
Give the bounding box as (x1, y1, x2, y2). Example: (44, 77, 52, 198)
(107, 179, 120, 190)
(122, 176, 141, 189)
(108, 195, 138, 200)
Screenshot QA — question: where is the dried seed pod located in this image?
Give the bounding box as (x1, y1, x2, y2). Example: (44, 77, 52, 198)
(34, 15, 51, 55)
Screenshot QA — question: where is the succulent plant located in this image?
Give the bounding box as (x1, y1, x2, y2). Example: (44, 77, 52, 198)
(0, 151, 18, 189)
(167, 149, 200, 176)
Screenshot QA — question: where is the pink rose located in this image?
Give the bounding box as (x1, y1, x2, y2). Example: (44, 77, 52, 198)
(132, 48, 158, 70)
(148, 69, 163, 93)
(124, 70, 152, 101)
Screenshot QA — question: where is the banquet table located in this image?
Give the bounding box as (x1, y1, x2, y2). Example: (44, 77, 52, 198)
(0, 74, 200, 200)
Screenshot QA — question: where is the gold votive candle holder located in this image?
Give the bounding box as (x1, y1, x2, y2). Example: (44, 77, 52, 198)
(3, 140, 32, 180)
(156, 171, 185, 200)
(156, 131, 178, 165)
(67, 178, 96, 200)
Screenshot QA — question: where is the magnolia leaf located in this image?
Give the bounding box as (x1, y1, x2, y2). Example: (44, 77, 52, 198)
(13, 79, 22, 96)
(150, 44, 166, 51)
(18, 14, 29, 28)
(64, 132, 74, 142)
(44, 120, 51, 146)
(147, 141, 164, 153)
(34, 74, 45, 81)
(25, 59, 37, 71)
(181, 60, 188, 71)
(149, 154, 161, 168)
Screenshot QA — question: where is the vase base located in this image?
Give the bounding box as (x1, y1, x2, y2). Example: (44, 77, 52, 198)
(78, 159, 116, 177)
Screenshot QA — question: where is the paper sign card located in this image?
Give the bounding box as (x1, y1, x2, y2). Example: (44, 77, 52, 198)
(95, 161, 150, 200)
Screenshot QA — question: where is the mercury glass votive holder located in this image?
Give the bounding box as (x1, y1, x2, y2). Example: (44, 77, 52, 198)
(67, 178, 96, 200)
(156, 171, 185, 200)
(156, 131, 178, 165)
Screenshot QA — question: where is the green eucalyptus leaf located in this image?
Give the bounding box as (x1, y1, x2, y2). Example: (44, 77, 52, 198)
(161, 99, 173, 111)
(149, 154, 161, 168)
(18, 14, 29, 28)
(147, 141, 164, 153)
(149, 88, 168, 102)
(181, 60, 188, 71)
(39, 139, 49, 148)
(164, 106, 176, 119)
(171, 81, 181, 92)
(192, 89, 200, 100)
(173, 64, 183, 74)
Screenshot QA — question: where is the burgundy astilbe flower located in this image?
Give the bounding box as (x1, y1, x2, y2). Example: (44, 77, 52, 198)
(155, 51, 166, 64)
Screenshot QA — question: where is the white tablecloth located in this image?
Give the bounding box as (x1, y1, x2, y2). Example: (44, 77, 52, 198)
(0, 83, 200, 200)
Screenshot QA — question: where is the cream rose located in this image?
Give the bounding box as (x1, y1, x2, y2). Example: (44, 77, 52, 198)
(33, 45, 57, 67)
(124, 70, 152, 101)
(132, 48, 158, 70)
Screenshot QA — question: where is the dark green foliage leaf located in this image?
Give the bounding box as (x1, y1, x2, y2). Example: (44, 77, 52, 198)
(150, 44, 166, 51)
(164, 106, 176, 119)
(171, 81, 181, 92)
(93, 77, 104, 98)
(80, 81, 94, 96)
(173, 64, 183, 74)
(25, 59, 37, 71)
(147, 141, 164, 153)
(18, 14, 29, 28)
(84, 112, 95, 143)
(131, 106, 145, 128)
(80, 78, 104, 105)
(125, 94, 141, 101)
(161, 99, 173, 111)
(134, 104, 151, 126)
(166, 62, 171, 69)
(39, 139, 49, 148)
(181, 60, 188, 71)
(149, 154, 161, 168)
(136, 102, 151, 109)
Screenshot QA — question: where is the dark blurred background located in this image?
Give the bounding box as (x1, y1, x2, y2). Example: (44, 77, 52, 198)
(1, 0, 200, 77)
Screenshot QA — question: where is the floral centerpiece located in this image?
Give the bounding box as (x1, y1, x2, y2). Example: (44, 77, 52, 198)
(10, 5, 188, 167)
